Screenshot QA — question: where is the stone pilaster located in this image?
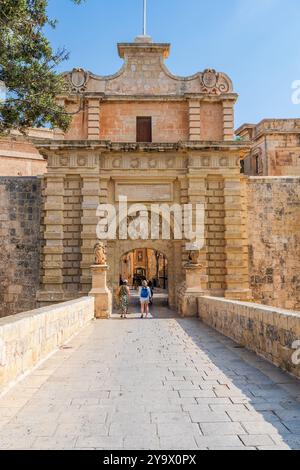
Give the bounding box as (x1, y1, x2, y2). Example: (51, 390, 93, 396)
(63, 176, 82, 293)
(99, 178, 109, 204)
(179, 177, 189, 270)
(87, 98, 100, 140)
(186, 176, 209, 292)
(178, 174, 209, 314)
(223, 100, 234, 141)
(206, 177, 226, 297)
(180, 263, 206, 317)
(80, 176, 100, 293)
(223, 176, 252, 300)
(188, 100, 201, 141)
(42, 176, 65, 294)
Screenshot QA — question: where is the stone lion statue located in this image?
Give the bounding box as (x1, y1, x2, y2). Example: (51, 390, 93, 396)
(188, 249, 201, 265)
(94, 241, 107, 265)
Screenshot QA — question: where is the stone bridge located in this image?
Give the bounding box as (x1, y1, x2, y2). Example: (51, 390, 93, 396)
(0, 296, 300, 450)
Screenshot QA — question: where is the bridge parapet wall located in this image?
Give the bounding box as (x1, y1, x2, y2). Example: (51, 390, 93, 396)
(0, 297, 94, 391)
(198, 296, 300, 379)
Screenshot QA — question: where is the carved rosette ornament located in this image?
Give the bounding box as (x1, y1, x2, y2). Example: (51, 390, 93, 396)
(148, 158, 158, 169)
(201, 69, 231, 95)
(77, 156, 87, 167)
(69, 68, 89, 94)
(59, 156, 69, 167)
(130, 158, 140, 169)
(202, 69, 218, 89)
(94, 242, 107, 265)
(202, 157, 210, 167)
(219, 157, 229, 167)
(112, 158, 122, 169)
(166, 158, 175, 169)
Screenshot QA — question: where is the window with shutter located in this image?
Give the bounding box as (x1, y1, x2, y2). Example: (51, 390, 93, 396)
(136, 117, 152, 143)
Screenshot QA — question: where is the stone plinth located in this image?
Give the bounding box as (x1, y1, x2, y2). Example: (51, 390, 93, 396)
(179, 264, 207, 317)
(89, 265, 112, 319)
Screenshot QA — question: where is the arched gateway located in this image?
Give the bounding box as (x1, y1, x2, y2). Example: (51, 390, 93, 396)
(113, 243, 174, 308)
(36, 35, 252, 316)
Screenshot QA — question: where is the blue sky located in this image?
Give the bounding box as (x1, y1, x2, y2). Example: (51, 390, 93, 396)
(46, 0, 300, 128)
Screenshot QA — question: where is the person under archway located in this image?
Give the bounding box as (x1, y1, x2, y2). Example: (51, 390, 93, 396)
(139, 280, 152, 319)
(118, 280, 130, 319)
(148, 280, 154, 305)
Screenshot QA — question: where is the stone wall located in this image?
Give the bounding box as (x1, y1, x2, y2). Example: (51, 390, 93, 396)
(198, 296, 300, 379)
(200, 102, 224, 141)
(0, 156, 46, 177)
(247, 177, 300, 311)
(0, 133, 48, 177)
(64, 99, 87, 140)
(0, 177, 43, 317)
(0, 297, 94, 390)
(100, 101, 189, 143)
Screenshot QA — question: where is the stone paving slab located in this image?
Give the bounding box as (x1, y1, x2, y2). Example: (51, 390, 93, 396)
(0, 303, 300, 450)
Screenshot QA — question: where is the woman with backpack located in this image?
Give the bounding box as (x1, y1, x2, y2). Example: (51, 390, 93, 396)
(139, 280, 152, 319)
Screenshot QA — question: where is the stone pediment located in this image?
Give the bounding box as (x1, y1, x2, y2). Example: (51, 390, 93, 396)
(65, 37, 234, 98)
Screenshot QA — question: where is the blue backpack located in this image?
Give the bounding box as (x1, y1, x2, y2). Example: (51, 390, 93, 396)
(141, 287, 149, 299)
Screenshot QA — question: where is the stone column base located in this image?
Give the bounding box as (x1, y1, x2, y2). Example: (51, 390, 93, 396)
(179, 290, 205, 317)
(178, 263, 208, 317)
(89, 265, 112, 319)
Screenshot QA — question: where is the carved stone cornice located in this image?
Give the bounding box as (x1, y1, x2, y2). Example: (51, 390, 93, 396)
(33, 139, 250, 154)
(117, 42, 171, 59)
(80, 93, 238, 102)
(237, 119, 300, 142)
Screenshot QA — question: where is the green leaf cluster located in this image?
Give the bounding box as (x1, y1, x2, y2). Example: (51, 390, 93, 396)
(0, 0, 84, 133)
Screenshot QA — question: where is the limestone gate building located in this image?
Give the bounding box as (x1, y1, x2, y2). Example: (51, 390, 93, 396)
(34, 35, 252, 313)
(1, 36, 300, 317)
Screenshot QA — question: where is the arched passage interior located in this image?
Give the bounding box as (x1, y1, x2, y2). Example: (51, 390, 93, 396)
(120, 248, 168, 291)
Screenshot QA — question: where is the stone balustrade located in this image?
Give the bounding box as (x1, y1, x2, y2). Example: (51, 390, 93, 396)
(0, 297, 94, 390)
(198, 297, 300, 379)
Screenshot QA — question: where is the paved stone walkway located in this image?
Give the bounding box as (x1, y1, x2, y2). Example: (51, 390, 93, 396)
(1, 301, 300, 450)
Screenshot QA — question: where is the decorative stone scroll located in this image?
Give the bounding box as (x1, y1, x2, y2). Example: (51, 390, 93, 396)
(68, 68, 90, 94)
(200, 69, 232, 95)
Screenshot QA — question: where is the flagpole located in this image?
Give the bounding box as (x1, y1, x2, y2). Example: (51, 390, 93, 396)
(143, 0, 147, 36)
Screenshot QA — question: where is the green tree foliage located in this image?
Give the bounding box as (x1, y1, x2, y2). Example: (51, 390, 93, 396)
(0, 0, 84, 133)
